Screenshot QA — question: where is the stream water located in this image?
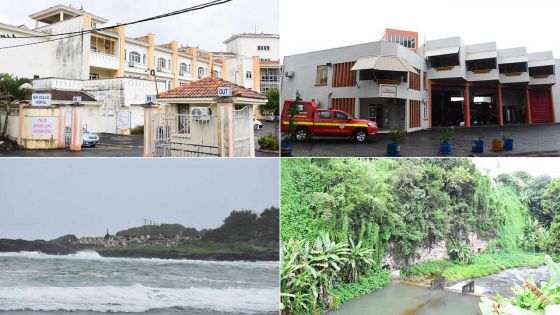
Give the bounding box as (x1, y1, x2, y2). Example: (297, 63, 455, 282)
(329, 266, 550, 315)
(447, 265, 550, 298)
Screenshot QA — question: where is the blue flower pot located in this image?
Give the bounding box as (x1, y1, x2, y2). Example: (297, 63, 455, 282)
(503, 139, 513, 151)
(440, 142, 452, 154)
(281, 142, 292, 157)
(387, 142, 401, 157)
(471, 140, 484, 154)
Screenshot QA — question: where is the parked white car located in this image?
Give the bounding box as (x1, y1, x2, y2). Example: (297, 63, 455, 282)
(253, 118, 263, 130)
(82, 130, 100, 147)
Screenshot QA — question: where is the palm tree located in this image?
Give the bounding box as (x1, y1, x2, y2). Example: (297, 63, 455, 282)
(0, 74, 32, 139)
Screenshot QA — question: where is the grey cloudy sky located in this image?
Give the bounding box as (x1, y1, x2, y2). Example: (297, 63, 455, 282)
(0, 158, 279, 240)
(0, 0, 279, 52)
(281, 0, 560, 57)
(471, 157, 560, 178)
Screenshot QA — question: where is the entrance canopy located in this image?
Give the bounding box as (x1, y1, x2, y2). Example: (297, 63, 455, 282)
(351, 55, 418, 74)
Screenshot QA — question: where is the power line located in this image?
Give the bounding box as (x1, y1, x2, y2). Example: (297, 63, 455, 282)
(0, 0, 232, 50)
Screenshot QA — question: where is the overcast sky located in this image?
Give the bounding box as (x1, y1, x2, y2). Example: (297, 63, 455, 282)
(471, 157, 560, 179)
(0, 0, 278, 52)
(0, 159, 279, 240)
(281, 0, 560, 57)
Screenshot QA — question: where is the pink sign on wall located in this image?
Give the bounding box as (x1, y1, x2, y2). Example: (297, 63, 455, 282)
(31, 117, 55, 136)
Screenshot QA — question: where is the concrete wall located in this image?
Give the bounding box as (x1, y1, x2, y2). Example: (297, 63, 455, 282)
(42, 16, 90, 80)
(425, 36, 467, 80)
(282, 40, 428, 131)
(0, 25, 56, 79)
(226, 36, 280, 61)
(553, 59, 560, 123)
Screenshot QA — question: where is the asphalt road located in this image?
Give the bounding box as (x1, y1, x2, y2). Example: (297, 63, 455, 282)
(288, 123, 560, 157)
(0, 125, 281, 157)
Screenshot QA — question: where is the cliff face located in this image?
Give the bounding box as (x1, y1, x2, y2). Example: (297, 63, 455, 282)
(382, 233, 492, 269)
(0, 239, 82, 255)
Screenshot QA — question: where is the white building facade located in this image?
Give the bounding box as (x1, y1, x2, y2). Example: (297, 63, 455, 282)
(281, 28, 560, 132)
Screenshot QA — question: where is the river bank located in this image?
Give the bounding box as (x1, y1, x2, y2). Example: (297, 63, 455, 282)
(0, 239, 278, 262)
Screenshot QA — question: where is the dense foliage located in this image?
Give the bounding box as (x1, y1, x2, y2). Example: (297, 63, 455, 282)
(50, 234, 78, 245)
(282, 158, 560, 313)
(203, 207, 279, 243)
(280, 233, 378, 314)
(116, 223, 200, 239)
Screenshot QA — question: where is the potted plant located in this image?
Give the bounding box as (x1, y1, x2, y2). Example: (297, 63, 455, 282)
(502, 134, 513, 151)
(492, 136, 504, 152)
(387, 128, 405, 157)
(471, 135, 484, 154)
(439, 127, 454, 154)
(281, 91, 301, 157)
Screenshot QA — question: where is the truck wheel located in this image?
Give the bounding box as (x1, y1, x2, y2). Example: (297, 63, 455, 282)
(354, 129, 368, 143)
(294, 127, 309, 141)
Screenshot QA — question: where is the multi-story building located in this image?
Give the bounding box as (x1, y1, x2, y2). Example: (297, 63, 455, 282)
(281, 28, 560, 132)
(0, 4, 230, 133)
(217, 33, 280, 118)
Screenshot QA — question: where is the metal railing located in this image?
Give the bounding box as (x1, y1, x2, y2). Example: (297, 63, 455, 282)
(152, 113, 219, 157)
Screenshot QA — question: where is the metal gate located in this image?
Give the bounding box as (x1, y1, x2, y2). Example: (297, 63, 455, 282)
(232, 106, 252, 157)
(64, 109, 72, 147)
(152, 113, 220, 157)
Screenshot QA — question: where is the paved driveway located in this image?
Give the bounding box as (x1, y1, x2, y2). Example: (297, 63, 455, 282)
(289, 123, 560, 157)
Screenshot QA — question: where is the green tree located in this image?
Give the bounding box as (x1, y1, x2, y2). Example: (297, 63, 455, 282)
(0, 74, 32, 139)
(540, 179, 560, 228)
(257, 206, 279, 242)
(220, 210, 258, 242)
(260, 87, 280, 115)
(523, 175, 553, 226)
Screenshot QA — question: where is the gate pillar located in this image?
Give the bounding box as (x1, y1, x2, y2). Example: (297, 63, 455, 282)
(217, 99, 234, 157)
(16, 102, 29, 146)
(142, 102, 160, 157)
(57, 106, 66, 149)
(69, 103, 84, 152)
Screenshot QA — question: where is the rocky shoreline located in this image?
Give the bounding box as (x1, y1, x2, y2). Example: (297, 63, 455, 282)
(97, 249, 279, 261)
(0, 239, 278, 261)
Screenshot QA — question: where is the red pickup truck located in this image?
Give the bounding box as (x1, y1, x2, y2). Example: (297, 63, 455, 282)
(281, 100, 378, 142)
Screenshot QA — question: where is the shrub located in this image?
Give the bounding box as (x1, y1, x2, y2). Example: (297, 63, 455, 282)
(258, 134, 279, 151)
(447, 239, 474, 264)
(130, 125, 144, 135)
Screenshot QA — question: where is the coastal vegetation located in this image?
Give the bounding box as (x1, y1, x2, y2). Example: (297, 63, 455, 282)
(281, 158, 560, 314)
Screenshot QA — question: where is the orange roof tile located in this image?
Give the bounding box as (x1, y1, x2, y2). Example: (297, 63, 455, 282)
(158, 77, 266, 100)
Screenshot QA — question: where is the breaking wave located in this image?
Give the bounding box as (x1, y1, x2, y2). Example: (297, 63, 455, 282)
(0, 251, 278, 269)
(0, 284, 279, 313)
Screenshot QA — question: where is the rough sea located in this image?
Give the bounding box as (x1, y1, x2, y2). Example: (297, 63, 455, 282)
(0, 251, 279, 314)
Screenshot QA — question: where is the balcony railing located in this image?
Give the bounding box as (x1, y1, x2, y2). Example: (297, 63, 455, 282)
(90, 52, 119, 70)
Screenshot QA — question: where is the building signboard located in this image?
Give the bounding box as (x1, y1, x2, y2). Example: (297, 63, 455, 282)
(31, 117, 55, 136)
(31, 94, 52, 106)
(217, 87, 232, 97)
(379, 85, 397, 97)
(117, 111, 131, 129)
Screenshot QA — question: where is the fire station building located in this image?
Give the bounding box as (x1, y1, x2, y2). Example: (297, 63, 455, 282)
(281, 28, 559, 132)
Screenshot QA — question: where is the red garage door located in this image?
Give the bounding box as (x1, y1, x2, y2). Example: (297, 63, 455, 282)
(530, 89, 554, 123)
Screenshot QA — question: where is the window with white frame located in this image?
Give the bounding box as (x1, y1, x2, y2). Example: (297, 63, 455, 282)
(198, 67, 205, 79)
(213, 70, 219, 77)
(257, 45, 270, 51)
(423, 102, 429, 120)
(142, 54, 147, 65)
(180, 63, 188, 76)
(89, 73, 100, 80)
(157, 58, 167, 70)
(246, 71, 252, 79)
(129, 51, 141, 64)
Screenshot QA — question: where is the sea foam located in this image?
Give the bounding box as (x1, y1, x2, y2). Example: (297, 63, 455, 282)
(0, 251, 278, 269)
(0, 284, 279, 313)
